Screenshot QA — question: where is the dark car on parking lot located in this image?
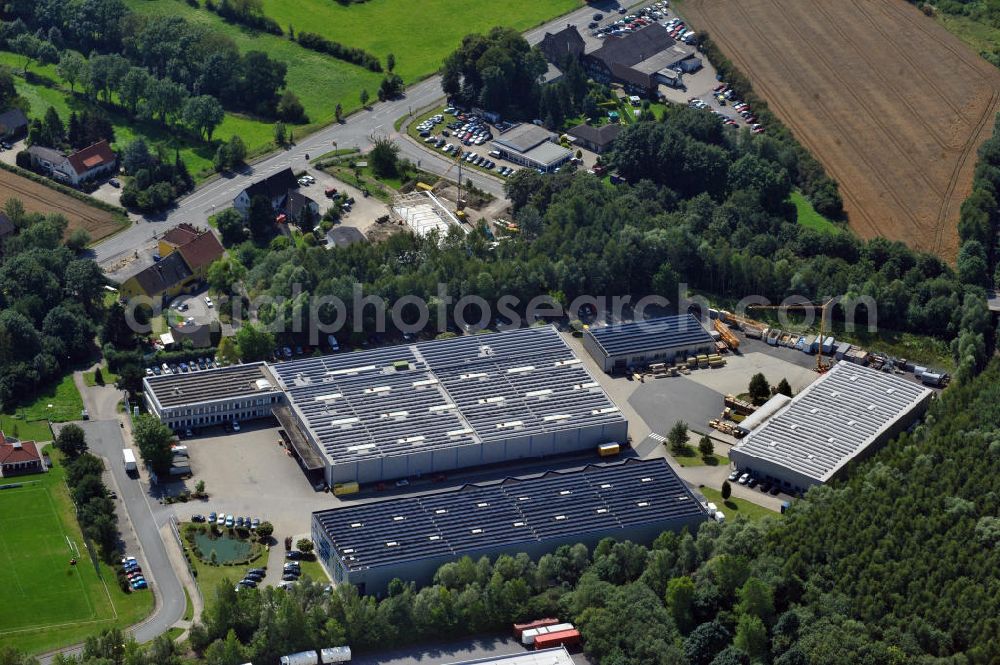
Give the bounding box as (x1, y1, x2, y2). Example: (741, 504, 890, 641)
(282, 573, 299, 581)
(285, 550, 303, 560)
(191, 514, 206, 523)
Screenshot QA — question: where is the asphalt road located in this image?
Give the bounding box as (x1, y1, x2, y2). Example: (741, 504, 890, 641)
(39, 419, 187, 664)
(92, 0, 641, 273)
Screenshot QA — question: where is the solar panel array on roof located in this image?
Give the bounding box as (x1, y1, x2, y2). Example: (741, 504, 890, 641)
(313, 458, 705, 572)
(731, 361, 933, 482)
(586, 315, 714, 358)
(269, 326, 624, 465)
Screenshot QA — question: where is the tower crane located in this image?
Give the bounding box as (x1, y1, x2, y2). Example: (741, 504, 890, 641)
(746, 297, 837, 373)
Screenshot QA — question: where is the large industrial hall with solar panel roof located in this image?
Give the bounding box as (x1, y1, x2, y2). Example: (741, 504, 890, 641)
(311, 457, 707, 593)
(269, 325, 628, 485)
(729, 361, 934, 494)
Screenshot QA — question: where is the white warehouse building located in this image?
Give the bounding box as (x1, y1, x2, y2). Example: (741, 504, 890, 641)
(729, 361, 934, 494)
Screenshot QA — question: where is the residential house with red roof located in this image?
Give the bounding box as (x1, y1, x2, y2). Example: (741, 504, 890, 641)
(26, 139, 117, 186)
(0, 433, 43, 477)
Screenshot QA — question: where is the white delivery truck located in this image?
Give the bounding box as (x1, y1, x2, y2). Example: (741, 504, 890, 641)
(123, 448, 137, 473)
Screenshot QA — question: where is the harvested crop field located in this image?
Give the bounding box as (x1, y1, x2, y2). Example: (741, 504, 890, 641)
(0, 169, 126, 242)
(682, 0, 1000, 260)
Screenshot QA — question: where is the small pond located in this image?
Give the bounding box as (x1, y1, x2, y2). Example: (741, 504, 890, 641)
(194, 532, 252, 563)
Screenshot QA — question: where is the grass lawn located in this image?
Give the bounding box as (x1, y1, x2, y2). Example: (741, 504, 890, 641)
(790, 191, 842, 235)
(8, 374, 84, 424)
(938, 13, 1000, 57)
(0, 415, 52, 443)
(674, 450, 730, 468)
(0, 455, 153, 654)
(82, 365, 119, 388)
(260, 0, 578, 86)
(700, 486, 778, 523)
(298, 557, 329, 583)
(124, 0, 384, 133)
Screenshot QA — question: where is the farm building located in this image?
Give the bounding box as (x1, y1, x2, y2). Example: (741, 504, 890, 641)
(26, 140, 117, 186)
(270, 325, 627, 485)
(311, 458, 707, 594)
(492, 125, 573, 173)
(583, 315, 715, 373)
(142, 363, 284, 432)
(729, 361, 934, 494)
(444, 648, 574, 665)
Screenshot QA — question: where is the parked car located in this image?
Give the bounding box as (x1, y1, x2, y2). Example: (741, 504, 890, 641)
(225, 515, 235, 528)
(131, 579, 148, 590)
(238, 579, 257, 588)
(728, 469, 740, 481)
(232, 421, 241, 432)
(285, 550, 303, 560)
(738, 473, 750, 485)
(236, 516, 245, 528)
(216, 513, 226, 526)
(251, 518, 261, 530)
(208, 512, 217, 523)
(282, 573, 299, 582)
(192, 514, 206, 523)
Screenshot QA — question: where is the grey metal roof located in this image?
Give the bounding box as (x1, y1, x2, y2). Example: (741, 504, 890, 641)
(523, 141, 573, 167)
(493, 125, 554, 154)
(731, 361, 933, 482)
(145, 363, 281, 408)
(586, 315, 713, 358)
(270, 326, 624, 465)
(313, 458, 705, 572)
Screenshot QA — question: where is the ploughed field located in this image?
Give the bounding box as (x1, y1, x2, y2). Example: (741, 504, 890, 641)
(0, 169, 126, 242)
(683, 0, 1000, 260)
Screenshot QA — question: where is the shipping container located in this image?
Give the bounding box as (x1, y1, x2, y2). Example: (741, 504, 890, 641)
(522, 623, 575, 645)
(921, 372, 943, 387)
(534, 628, 581, 650)
(319, 646, 351, 663)
(280, 651, 319, 665)
(333, 482, 360, 496)
(513, 618, 561, 639)
(598, 443, 620, 457)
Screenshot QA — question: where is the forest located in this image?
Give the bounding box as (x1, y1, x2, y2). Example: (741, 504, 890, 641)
(0, 199, 107, 409)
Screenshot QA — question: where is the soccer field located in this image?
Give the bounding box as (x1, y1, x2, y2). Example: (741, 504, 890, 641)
(0, 462, 152, 654)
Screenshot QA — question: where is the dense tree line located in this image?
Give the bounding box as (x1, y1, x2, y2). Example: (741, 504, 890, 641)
(698, 36, 843, 219)
(6, 357, 997, 665)
(118, 139, 194, 213)
(220, 105, 972, 352)
(441, 28, 547, 120)
(55, 425, 120, 562)
(208, 0, 282, 36)
(296, 31, 383, 73)
(1, 1, 291, 119)
(0, 199, 104, 409)
(951, 114, 1000, 381)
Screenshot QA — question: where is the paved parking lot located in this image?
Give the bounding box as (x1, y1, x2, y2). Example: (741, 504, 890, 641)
(175, 422, 330, 540)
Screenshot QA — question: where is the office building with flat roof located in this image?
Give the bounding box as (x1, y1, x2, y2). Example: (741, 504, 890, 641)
(583, 314, 715, 373)
(312, 458, 707, 594)
(142, 362, 283, 431)
(729, 361, 934, 493)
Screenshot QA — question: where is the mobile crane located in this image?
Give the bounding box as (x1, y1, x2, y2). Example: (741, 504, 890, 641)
(747, 298, 837, 373)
